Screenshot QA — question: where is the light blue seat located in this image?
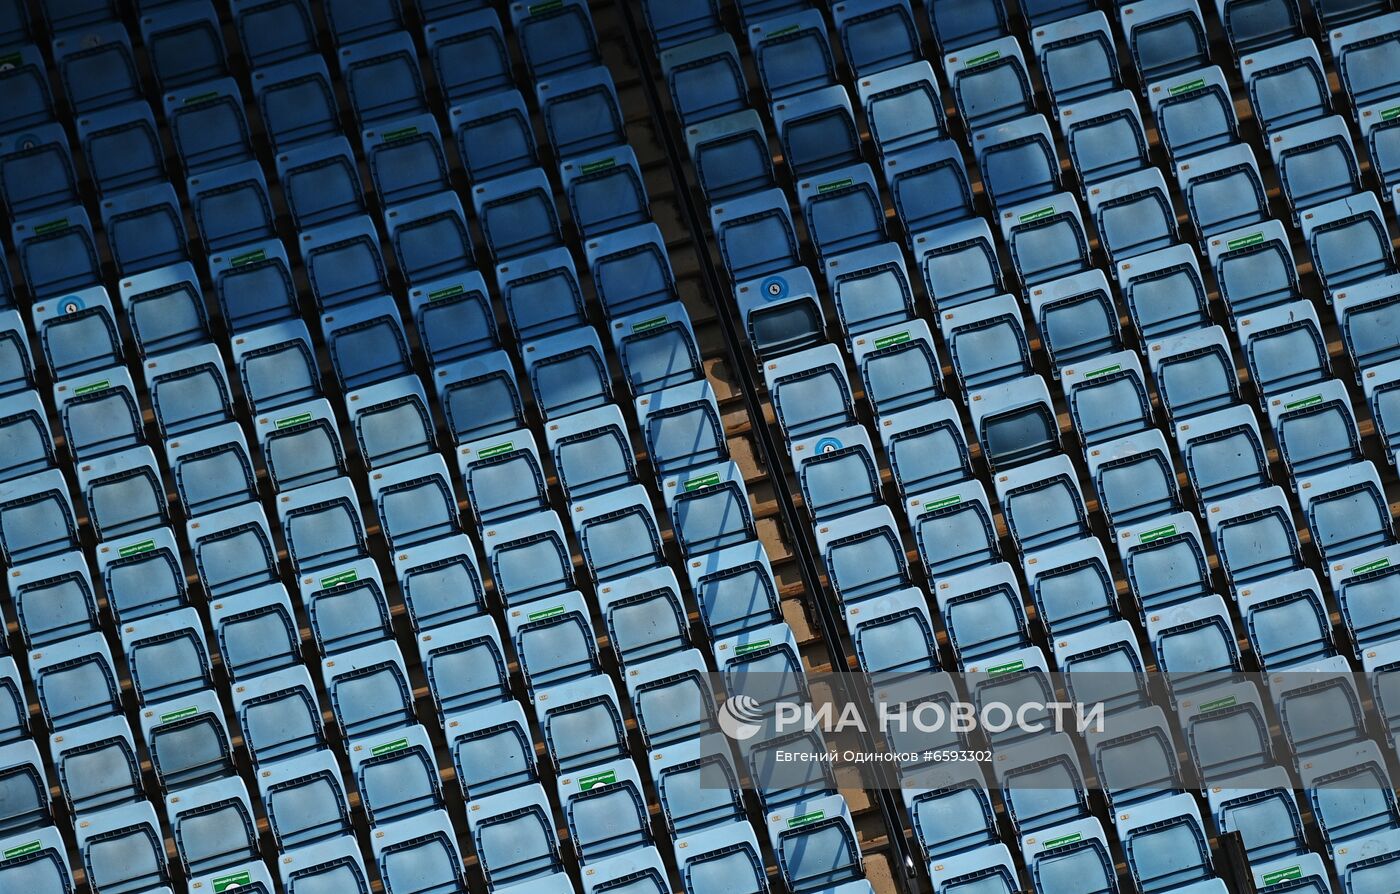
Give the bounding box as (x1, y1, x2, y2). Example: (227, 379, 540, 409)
(209, 583, 299, 682)
(1176, 405, 1270, 508)
(1337, 275, 1400, 379)
(746, 726, 837, 809)
(1208, 486, 1303, 588)
(472, 168, 562, 263)
(1027, 817, 1118, 894)
(347, 376, 436, 470)
(1089, 707, 1182, 812)
(1206, 767, 1305, 864)
(1301, 191, 1396, 296)
(9, 551, 95, 649)
(370, 454, 461, 552)
(1332, 13, 1400, 123)
(792, 425, 881, 522)
(1216, 0, 1302, 54)
(351, 724, 444, 825)
(1026, 537, 1118, 636)
(929, 844, 1019, 894)
(536, 65, 624, 161)
(484, 510, 574, 606)
(0, 125, 77, 221)
(140, 689, 234, 790)
(433, 351, 525, 445)
(1302, 742, 1400, 850)
(1118, 794, 1214, 893)
(967, 374, 1060, 470)
(459, 427, 547, 525)
(408, 271, 496, 366)
(277, 477, 368, 574)
(609, 302, 702, 395)
(446, 700, 537, 800)
(545, 406, 635, 503)
(450, 89, 538, 184)
(1147, 594, 1240, 691)
(888, 140, 975, 242)
(301, 558, 393, 656)
(995, 733, 1090, 836)
(941, 294, 1031, 391)
(1205, 220, 1297, 322)
(511, 0, 598, 78)
(944, 36, 1032, 132)
(253, 57, 340, 153)
(364, 115, 449, 208)
(165, 776, 258, 878)
(1337, 829, 1400, 893)
(928, 0, 1007, 52)
(597, 566, 689, 667)
(994, 454, 1089, 555)
(686, 540, 782, 641)
(1176, 144, 1267, 236)
(1060, 351, 1152, 446)
(1242, 38, 1330, 137)
(77, 801, 168, 894)
(769, 795, 864, 893)
(582, 848, 668, 894)
(852, 318, 943, 417)
(164, 79, 254, 177)
(523, 327, 612, 419)
(1336, 545, 1400, 658)
(748, 10, 834, 101)
(663, 460, 755, 557)
(711, 187, 800, 283)
(907, 479, 1001, 584)
(421, 616, 508, 721)
(849, 587, 938, 681)
(116, 262, 207, 358)
(467, 785, 563, 890)
(817, 505, 911, 607)
(188, 160, 274, 255)
(0, 311, 34, 399)
(535, 674, 627, 772)
(772, 85, 862, 178)
(1270, 116, 1360, 220)
(55, 367, 142, 461)
(857, 60, 946, 159)
(586, 222, 679, 317)
(279, 837, 371, 894)
(339, 32, 426, 127)
(575, 484, 665, 582)
(1089, 167, 1178, 265)
(276, 137, 365, 232)
(662, 34, 746, 127)
(426, 7, 509, 103)
(509, 591, 599, 694)
(999, 193, 1091, 286)
(212, 239, 299, 334)
(1278, 675, 1365, 757)
(563, 146, 649, 238)
(1033, 11, 1120, 110)
(0, 392, 53, 485)
(1062, 90, 1150, 189)
(1114, 245, 1210, 343)
(736, 265, 826, 360)
(1056, 621, 1149, 711)
(652, 733, 744, 838)
(1032, 269, 1124, 373)
(880, 400, 973, 499)
(144, 342, 233, 438)
(762, 344, 856, 442)
(1238, 301, 1329, 404)
(31, 285, 121, 381)
(0, 740, 50, 834)
(560, 758, 652, 863)
(901, 763, 997, 862)
(100, 527, 188, 623)
(686, 108, 776, 204)
(1147, 326, 1240, 423)
(386, 192, 475, 287)
(0, 825, 71, 894)
(373, 811, 466, 894)
(75, 444, 165, 540)
(1121, 0, 1209, 88)
(1267, 379, 1361, 482)
(233, 665, 325, 766)
(299, 216, 390, 312)
(15, 207, 101, 301)
(797, 163, 886, 264)
(254, 399, 346, 492)
(717, 623, 807, 718)
(321, 641, 414, 742)
(0, 470, 77, 565)
(977, 114, 1060, 213)
(50, 715, 141, 816)
(833, 0, 918, 76)
(935, 563, 1030, 665)
(1301, 461, 1394, 562)
(1148, 65, 1238, 161)
(1088, 429, 1180, 532)
(121, 608, 210, 707)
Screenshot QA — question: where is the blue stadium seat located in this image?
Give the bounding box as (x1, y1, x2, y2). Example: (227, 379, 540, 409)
(188, 501, 279, 597)
(1238, 301, 1329, 404)
(484, 510, 573, 606)
(346, 376, 436, 469)
(967, 374, 1060, 470)
(1115, 244, 1210, 341)
(1122, 0, 1209, 88)
(685, 540, 783, 641)
(370, 454, 460, 552)
(857, 60, 946, 160)
(0, 740, 50, 834)
(98, 527, 188, 623)
(582, 848, 669, 894)
(364, 115, 449, 208)
(15, 207, 101, 300)
(117, 262, 208, 357)
(1026, 818, 1117, 894)
(254, 57, 341, 153)
(1363, 98, 1400, 200)
(928, 0, 1008, 52)
(746, 10, 834, 102)
(1202, 220, 1296, 323)
(1207, 486, 1303, 588)
(165, 776, 258, 878)
(815, 505, 910, 607)
(1146, 326, 1240, 423)
(523, 326, 612, 419)
(537, 65, 625, 161)
(945, 36, 1032, 132)
(563, 146, 650, 237)
(77, 801, 168, 894)
(0, 0, 29, 46)
(211, 240, 300, 333)
(1060, 351, 1153, 446)
(56, 367, 144, 461)
(121, 607, 210, 708)
(1176, 144, 1267, 236)
(832, 0, 919, 76)
(736, 265, 826, 359)
(768, 795, 865, 893)
(1302, 741, 1400, 852)
(50, 715, 142, 815)
(587, 222, 680, 317)
(258, 752, 350, 849)
(1175, 405, 1270, 507)
(426, 9, 510, 104)
(446, 700, 538, 799)
(1088, 167, 1177, 265)
(323, 298, 412, 393)
(717, 622, 806, 716)
(301, 557, 394, 655)
(511, 0, 598, 79)
(1089, 707, 1183, 812)
(164, 79, 254, 176)
(1031, 269, 1123, 373)
(977, 114, 1060, 213)
(1033, 11, 1120, 110)
(609, 302, 703, 395)
(1301, 191, 1396, 296)
(140, 687, 235, 789)
(322, 0, 403, 45)
(373, 811, 467, 894)
(143, 342, 233, 438)
(232, 320, 320, 412)
(685, 110, 777, 201)
(1331, 13, 1400, 124)
(0, 469, 77, 565)
(0, 125, 77, 220)
(77, 445, 168, 541)
(888, 140, 974, 241)
(1148, 65, 1238, 160)
(30, 285, 119, 381)
(536, 672, 628, 772)
(545, 406, 635, 503)
(450, 89, 538, 184)
(1336, 275, 1400, 380)
(321, 641, 414, 741)
(906, 479, 1000, 585)
(208, 583, 300, 681)
(935, 563, 1030, 664)
(1336, 545, 1400, 658)
(762, 343, 856, 441)
(1272, 119, 1362, 226)
(409, 271, 497, 366)
(421, 615, 508, 721)
(642, 0, 720, 49)
(277, 477, 368, 574)
(1267, 379, 1362, 482)
(1062, 90, 1150, 190)
(466, 784, 564, 890)
(1301, 461, 1394, 562)
(387, 192, 476, 286)
(662, 34, 747, 127)
(0, 392, 52, 484)
(1365, 360, 1400, 468)
(497, 248, 585, 344)
(8, 551, 95, 648)
(473, 168, 562, 262)
(1026, 537, 1118, 636)
(1241, 38, 1330, 136)
(100, 182, 189, 275)
(1215, 0, 1303, 54)
(999, 193, 1091, 286)
(879, 399, 974, 498)
(394, 534, 487, 632)
(0, 45, 53, 135)
(559, 757, 652, 862)
(575, 484, 665, 582)
(1204, 766, 1305, 863)
(301, 216, 391, 311)
(1278, 674, 1366, 756)
(996, 734, 1092, 836)
(1089, 430, 1180, 535)
(662, 460, 756, 557)
(918, 218, 1006, 312)
(851, 318, 943, 417)
(434, 351, 525, 444)
(281, 838, 372, 894)
(230, 0, 316, 68)
(797, 163, 886, 264)
(141, 1, 227, 90)
(350, 724, 444, 825)
(929, 845, 1020, 893)
(458, 427, 547, 525)
(941, 293, 1032, 391)
(598, 566, 690, 668)
(338, 32, 427, 128)
(772, 85, 862, 178)
(1119, 794, 1214, 893)
(995, 453, 1090, 555)
(0, 825, 73, 894)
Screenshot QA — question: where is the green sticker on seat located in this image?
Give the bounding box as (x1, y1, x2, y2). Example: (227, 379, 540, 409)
(479, 442, 514, 459)
(183, 90, 218, 105)
(372, 738, 408, 756)
(919, 494, 962, 514)
(0, 52, 22, 68)
(229, 248, 265, 267)
(1138, 524, 1176, 544)
(987, 659, 1024, 676)
(382, 126, 418, 142)
(73, 379, 109, 396)
(685, 472, 721, 491)
(874, 331, 910, 349)
(213, 871, 252, 892)
(580, 157, 616, 175)
(1169, 78, 1205, 95)
(735, 639, 771, 655)
(528, 605, 565, 621)
(34, 218, 68, 236)
(2, 841, 41, 859)
(1353, 558, 1391, 575)
(817, 178, 853, 194)
(528, 0, 563, 13)
(766, 23, 800, 37)
(1019, 205, 1055, 223)
(275, 412, 311, 429)
(1284, 394, 1322, 410)
(1199, 695, 1236, 713)
(1084, 363, 1120, 379)
(787, 810, 825, 828)
(160, 705, 199, 723)
(965, 49, 1000, 67)
(1042, 832, 1082, 849)
(1384, 107, 1400, 121)
(428, 283, 463, 300)
(579, 769, 616, 791)
(320, 569, 358, 589)
(631, 316, 668, 333)
(119, 539, 156, 558)
(1227, 232, 1264, 251)
(1262, 867, 1302, 885)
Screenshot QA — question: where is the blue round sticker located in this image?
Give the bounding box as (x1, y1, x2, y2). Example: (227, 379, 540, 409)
(815, 437, 842, 454)
(59, 295, 86, 314)
(760, 275, 788, 302)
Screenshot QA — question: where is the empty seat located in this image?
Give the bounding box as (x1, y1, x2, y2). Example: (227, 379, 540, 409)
(141, 1, 226, 91)
(0, 45, 52, 135)
(1302, 742, 1400, 851)
(879, 400, 974, 499)
(15, 207, 101, 300)
(1366, 359, 1400, 467)
(663, 461, 756, 557)
(8, 551, 97, 649)
(888, 140, 974, 241)
(1302, 191, 1397, 296)
(164, 79, 254, 176)
(1270, 116, 1360, 221)
(1027, 818, 1118, 894)
(1238, 301, 1329, 403)
(472, 168, 562, 262)
(0, 740, 49, 834)
(609, 302, 702, 395)
(1115, 244, 1211, 341)
(1332, 13, 1400, 121)
(346, 376, 436, 470)
(748, 10, 834, 101)
(54, 23, 138, 112)
(1062, 90, 1150, 189)
(1336, 545, 1400, 658)
(512, 0, 598, 78)
(685, 110, 776, 201)
(935, 563, 1030, 664)
(254, 57, 340, 153)
(78, 801, 168, 894)
(258, 752, 349, 850)
(1027, 537, 1119, 636)
(255, 399, 345, 491)
(484, 510, 573, 606)
(1031, 269, 1124, 372)
(447, 701, 538, 800)
(928, 0, 1008, 52)
(1089, 167, 1178, 265)
(32, 285, 121, 380)
(373, 811, 467, 894)
(116, 262, 208, 358)
(768, 796, 865, 892)
(544, 407, 634, 505)
(562, 147, 649, 238)
(233, 665, 325, 765)
(1267, 378, 1362, 481)
(350, 724, 444, 825)
(945, 36, 1032, 132)
(189, 501, 279, 597)
(144, 343, 234, 438)
(1148, 65, 1238, 160)
(662, 34, 746, 127)
(942, 294, 1032, 391)
(995, 453, 1090, 555)
(321, 641, 414, 742)
(0, 312, 33, 399)
(77, 445, 167, 542)
(1088, 430, 1180, 532)
(165, 776, 259, 879)
(0, 125, 77, 220)
(365, 117, 450, 211)
(523, 327, 612, 419)
(1302, 461, 1394, 562)
(0, 392, 53, 485)
(1207, 486, 1302, 587)
(278, 477, 368, 574)
(1119, 794, 1214, 893)
(999, 193, 1091, 286)
(140, 688, 234, 790)
(1175, 405, 1270, 506)
(339, 32, 426, 127)
(642, 0, 720, 49)
(919, 218, 1007, 313)
(57, 367, 144, 461)
(587, 223, 680, 317)
(574, 485, 665, 582)
(537, 65, 625, 161)
(686, 540, 783, 641)
(1241, 38, 1331, 138)
(277, 138, 365, 232)
(1122, 0, 1209, 87)
(1034, 12, 1120, 109)
(0, 658, 26, 746)
(1176, 144, 1267, 236)
(434, 351, 525, 444)
(231, 0, 316, 68)
(98, 528, 188, 626)
(832, 0, 918, 76)
(858, 60, 947, 159)
(370, 454, 460, 552)
(762, 343, 856, 441)
(736, 265, 827, 360)
(0, 470, 77, 565)
(212, 240, 300, 334)
(459, 427, 548, 525)
(408, 271, 497, 366)
(797, 163, 886, 264)
(1204, 220, 1297, 321)
(467, 784, 563, 890)
(422, 615, 508, 721)
(599, 567, 691, 667)
(851, 318, 943, 417)
(1061, 351, 1153, 446)
(450, 90, 539, 184)
(1337, 275, 1400, 379)
(968, 374, 1061, 470)
(977, 114, 1060, 213)
(209, 583, 300, 681)
(302, 558, 394, 656)
(301, 216, 391, 311)
(51, 715, 142, 816)
(773, 85, 862, 178)
(1147, 326, 1240, 423)
(426, 8, 510, 103)
(817, 505, 911, 607)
